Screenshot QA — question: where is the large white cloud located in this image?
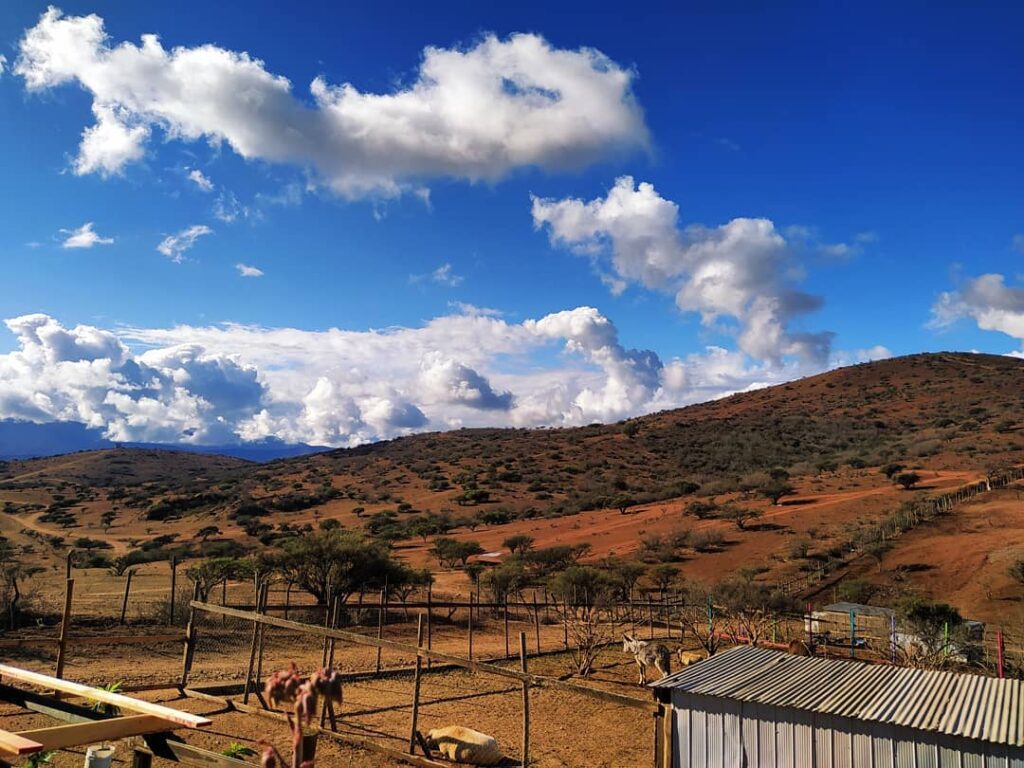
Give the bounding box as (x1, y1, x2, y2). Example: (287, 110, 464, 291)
(15, 8, 647, 198)
(532, 177, 835, 365)
(932, 273, 1024, 351)
(0, 308, 886, 448)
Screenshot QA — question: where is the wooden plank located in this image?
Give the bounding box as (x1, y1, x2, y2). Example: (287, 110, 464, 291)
(191, 601, 655, 712)
(0, 728, 43, 756)
(0, 682, 104, 724)
(71, 634, 184, 647)
(15, 715, 172, 751)
(0, 665, 210, 728)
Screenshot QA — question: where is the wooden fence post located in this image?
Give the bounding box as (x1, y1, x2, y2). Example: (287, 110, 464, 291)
(53, 578, 74, 695)
(408, 614, 425, 754)
(504, 596, 510, 658)
(255, 584, 270, 695)
(243, 583, 267, 704)
(65, 550, 73, 579)
(375, 588, 385, 675)
(519, 632, 530, 768)
(533, 594, 541, 654)
(119, 570, 134, 625)
(426, 582, 433, 670)
(283, 583, 291, 621)
(180, 582, 201, 687)
(562, 598, 568, 649)
(468, 593, 474, 660)
(168, 556, 177, 626)
(648, 594, 654, 639)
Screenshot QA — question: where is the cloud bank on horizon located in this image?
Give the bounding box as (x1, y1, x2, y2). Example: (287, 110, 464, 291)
(0, 309, 891, 448)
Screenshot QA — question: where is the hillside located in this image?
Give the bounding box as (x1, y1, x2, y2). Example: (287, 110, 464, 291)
(1, 352, 1022, 600)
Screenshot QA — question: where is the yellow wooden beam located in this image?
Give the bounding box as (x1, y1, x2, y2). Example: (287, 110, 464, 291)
(0, 728, 43, 756)
(0, 665, 210, 729)
(15, 715, 172, 752)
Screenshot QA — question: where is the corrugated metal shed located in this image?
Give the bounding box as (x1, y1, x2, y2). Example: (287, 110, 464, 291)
(654, 645, 1024, 748)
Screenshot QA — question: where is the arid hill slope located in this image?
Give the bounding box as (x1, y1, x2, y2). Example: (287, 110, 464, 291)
(1, 351, 1021, 531)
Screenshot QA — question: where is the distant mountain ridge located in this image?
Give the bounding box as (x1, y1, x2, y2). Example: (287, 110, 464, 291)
(0, 419, 327, 462)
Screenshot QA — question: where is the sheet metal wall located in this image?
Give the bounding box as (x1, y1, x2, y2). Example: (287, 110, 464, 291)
(671, 691, 1024, 768)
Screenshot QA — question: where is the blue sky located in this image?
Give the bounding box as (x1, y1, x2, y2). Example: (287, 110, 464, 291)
(0, 1, 1021, 447)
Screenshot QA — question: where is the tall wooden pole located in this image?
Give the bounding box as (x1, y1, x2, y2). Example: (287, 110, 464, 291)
(533, 594, 541, 654)
(168, 556, 177, 626)
(519, 632, 530, 768)
(468, 593, 474, 660)
(408, 614, 425, 753)
(180, 582, 200, 687)
(53, 578, 74, 695)
(375, 588, 385, 675)
(243, 583, 266, 704)
(504, 595, 510, 658)
(119, 570, 134, 625)
(426, 582, 433, 670)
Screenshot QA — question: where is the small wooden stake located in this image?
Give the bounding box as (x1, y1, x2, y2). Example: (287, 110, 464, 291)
(408, 614, 424, 754)
(53, 578, 74, 695)
(119, 570, 134, 625)
(519, 632, 530, 768)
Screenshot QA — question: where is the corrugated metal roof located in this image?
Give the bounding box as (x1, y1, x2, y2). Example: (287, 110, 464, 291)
(654, 645, 1024, 747)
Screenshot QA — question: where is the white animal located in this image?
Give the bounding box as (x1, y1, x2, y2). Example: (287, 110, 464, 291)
(622, 633, 672, 685)
(425, 725, 503, 766)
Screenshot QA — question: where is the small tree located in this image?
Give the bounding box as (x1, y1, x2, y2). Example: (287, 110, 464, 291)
(649, 564, 679, 594)
(881, 463, 905, 479)
(895, 472, 921, 490)
(430, 537, 484, 568)
(759, 480, 795, 506)
(197, 525, 221, 542)
(503, 534, 535, 555)
(722, 506, 762, 530)
(612, 494, 636, 515)
(185, 557, 255, 602)
(864, 540, 892, 572)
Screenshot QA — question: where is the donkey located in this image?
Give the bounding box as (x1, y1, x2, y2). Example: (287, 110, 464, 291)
(622, 633, 672, 686)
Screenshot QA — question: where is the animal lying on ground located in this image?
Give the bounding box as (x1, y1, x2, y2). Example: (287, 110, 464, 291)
(677, 649, 706, 667)
(425, 725, 503, 766)
(623, 633, 672, 685)
(787, 639, 812, 656)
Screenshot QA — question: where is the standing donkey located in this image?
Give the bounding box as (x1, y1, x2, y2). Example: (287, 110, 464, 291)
(622, 633, 672, 685)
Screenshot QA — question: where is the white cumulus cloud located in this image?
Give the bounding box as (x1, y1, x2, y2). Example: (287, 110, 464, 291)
(157, 225, 213, 263)
(932, 273, 1024, 353)
(532, 176, 834, 365)
(15, 8, 647, 199)
(236, 263, 264, 278)
(61, 222, 114, 249)
(187, 168, 214, 192)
